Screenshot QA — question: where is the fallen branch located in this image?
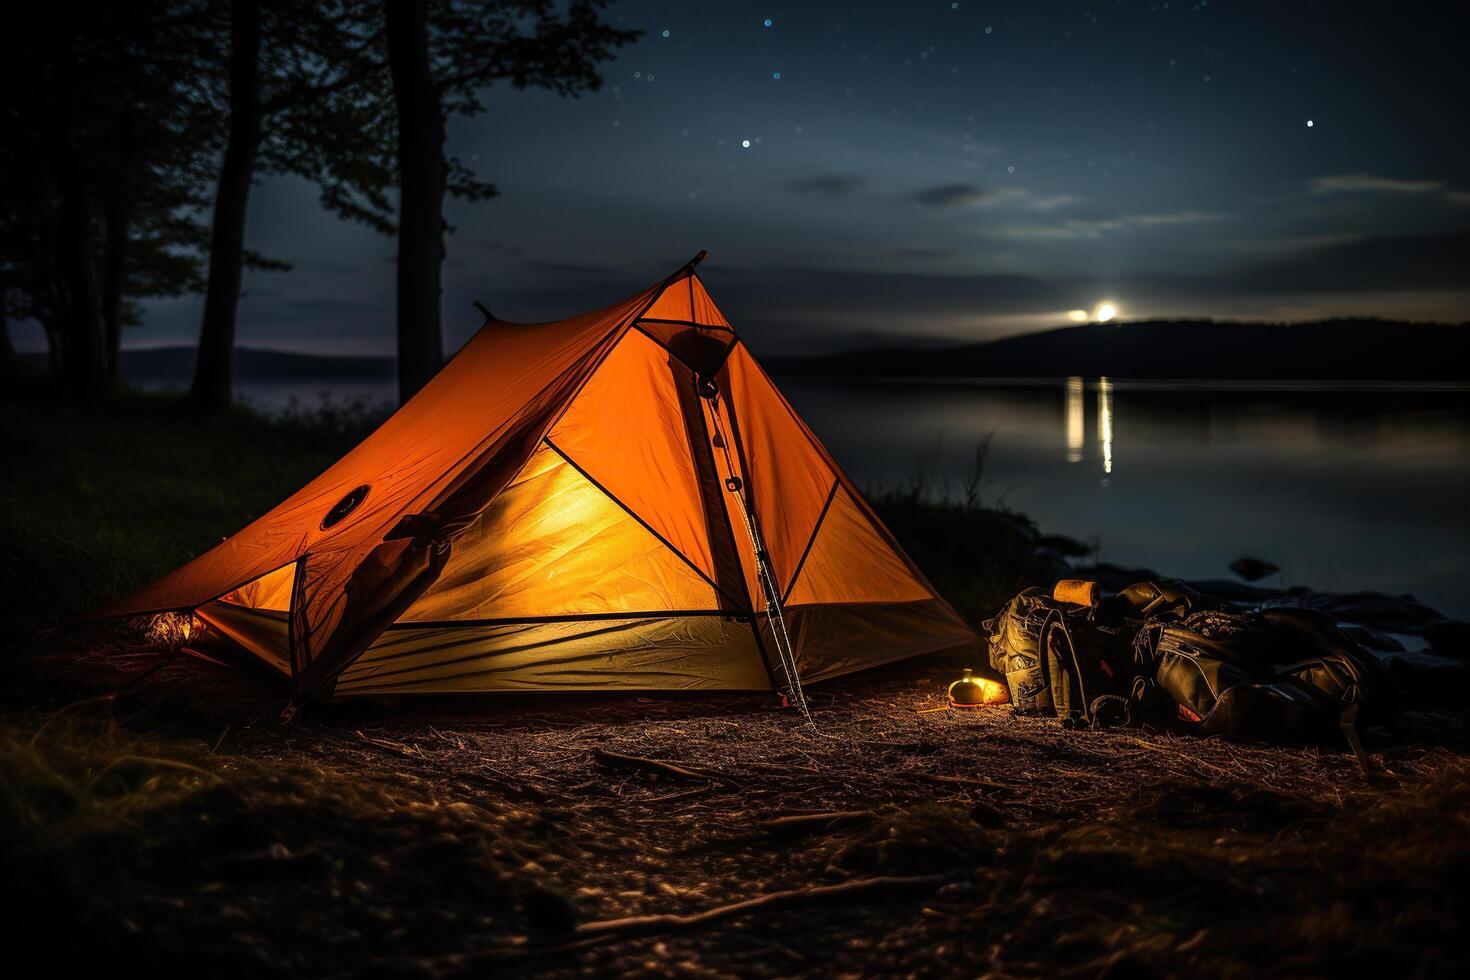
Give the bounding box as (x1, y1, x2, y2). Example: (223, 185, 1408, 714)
(743, 760, 822, 775)
(644, 785, 713, 806)
(451, 873, 950, 966)
(354, 730, 425, 756)
(578, 873, 948, 937)
(593, 748, 734, 784)
(762, 809, 874, 840)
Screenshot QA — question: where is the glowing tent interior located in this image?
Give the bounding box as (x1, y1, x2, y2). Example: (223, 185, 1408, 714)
(97, 253, 977, 710)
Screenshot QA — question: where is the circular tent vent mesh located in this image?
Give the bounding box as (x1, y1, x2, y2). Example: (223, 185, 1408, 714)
(321, 484, 371, 530)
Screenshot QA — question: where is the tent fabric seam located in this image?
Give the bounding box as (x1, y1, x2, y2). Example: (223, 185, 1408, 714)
(733, 342, 965, 625)
(114, 555, 305, 621)
(630, 322, 737, 377)
(638, 317, 736, 334)
(711, 365, 785, 689)
(780, 479, 840, 604)
(540, 435, 739, 610)
(390, 609, 751, 629)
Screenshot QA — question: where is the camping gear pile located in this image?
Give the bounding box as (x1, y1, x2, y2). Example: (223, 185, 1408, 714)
(982, 579, 1397, 762)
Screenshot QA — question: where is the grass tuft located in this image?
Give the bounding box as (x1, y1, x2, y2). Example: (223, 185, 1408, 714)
(0, 713, 538, 970)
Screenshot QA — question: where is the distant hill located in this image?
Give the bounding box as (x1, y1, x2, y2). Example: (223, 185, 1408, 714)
(771, 318, 1470, 381)
(117, 346, 395, 382)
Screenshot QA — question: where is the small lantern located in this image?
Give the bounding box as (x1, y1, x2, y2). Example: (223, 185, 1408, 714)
(948, 668, 1009, 708)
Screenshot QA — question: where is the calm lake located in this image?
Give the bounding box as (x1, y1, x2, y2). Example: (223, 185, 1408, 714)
(139, 372, 1470, 619)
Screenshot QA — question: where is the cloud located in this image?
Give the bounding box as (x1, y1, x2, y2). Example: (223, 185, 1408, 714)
(914, 183, 1000, 207)
(1027, 194, 1080, 211)
(985, 210, 1227, 240)
(521, 260, 622, 277)
(1124, 210, 1226, 226)
(883, 246, 956, 261)
(788, 174, 867, 196)
(125, 232, 1468, 358)
(298, 260, 363, 275)
(1311, 174, 1445, 194)
(476, 239, 526, 257)
(913, 184, 1079, 210)
(695, 231, 1470, 351)
(1202, 233, 1364, 256)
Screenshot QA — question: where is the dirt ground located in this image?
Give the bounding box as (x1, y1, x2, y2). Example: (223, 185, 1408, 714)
(8, 639, 1468, 979)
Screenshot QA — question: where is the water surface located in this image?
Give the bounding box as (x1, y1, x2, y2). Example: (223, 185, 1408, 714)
(783, 377, 1470, 619)
(136, 371, 1470, 618)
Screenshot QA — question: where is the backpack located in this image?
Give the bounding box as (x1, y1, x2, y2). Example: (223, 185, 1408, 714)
(1132, 605, 1398, 765)
(982, 587, 1060, 714)
(983, 580, 1201, 724)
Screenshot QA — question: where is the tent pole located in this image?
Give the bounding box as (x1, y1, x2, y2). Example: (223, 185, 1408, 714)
(667, 250, 708, 284)
(701, 381, 814, 728)
(472, 252, 704, 332)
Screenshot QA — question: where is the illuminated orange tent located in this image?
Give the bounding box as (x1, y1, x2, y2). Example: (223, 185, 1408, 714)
(99, 253, 976, 711)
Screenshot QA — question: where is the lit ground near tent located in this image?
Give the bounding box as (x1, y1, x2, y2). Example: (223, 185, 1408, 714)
(10, 647, 1469, 977)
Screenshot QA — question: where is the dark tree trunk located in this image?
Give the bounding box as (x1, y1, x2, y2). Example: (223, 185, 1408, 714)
(44, 318, 65, 376)
(102, 191, 129, 380)
(44, 283, 66, 377)
(385, 0, 446, 404)
(191, 0, 262, 411)
(0, 292, 13, 371)
(50, 40, 108, 396)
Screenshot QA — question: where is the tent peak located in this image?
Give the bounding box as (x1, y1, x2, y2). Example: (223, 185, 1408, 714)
(672, 250, 708, 280)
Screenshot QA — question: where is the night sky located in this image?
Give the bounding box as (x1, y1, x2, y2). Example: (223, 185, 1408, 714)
(33, 1, 1470, 357)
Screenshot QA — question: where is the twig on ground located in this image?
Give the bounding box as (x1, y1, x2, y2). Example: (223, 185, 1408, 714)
(593, 748, 737, 784)
(761, 810, 874, 840)
(454, 874, 950, 966)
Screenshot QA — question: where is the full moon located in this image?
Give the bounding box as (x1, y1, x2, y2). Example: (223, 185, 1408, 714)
(1094, 302, 1118, 322)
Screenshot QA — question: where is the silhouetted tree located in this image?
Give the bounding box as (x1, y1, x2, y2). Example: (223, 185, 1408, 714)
(382, 0, 637, 402)
(190, 1, 393, 410)
(88, 9, 220, 377)
(2, 3, 219, 390)
(0, 291, 13, 372)
(47, 29, 109, 393)
(190, 0, 263, 410)
(0, 86, 62, 373)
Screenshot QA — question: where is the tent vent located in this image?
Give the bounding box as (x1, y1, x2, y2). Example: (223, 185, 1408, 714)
(321, 484, 371, 530)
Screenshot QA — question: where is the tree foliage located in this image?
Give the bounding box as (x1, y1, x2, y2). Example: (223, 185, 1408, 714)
(382, 0, 638, 401)
(0, 1, 639, 404)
